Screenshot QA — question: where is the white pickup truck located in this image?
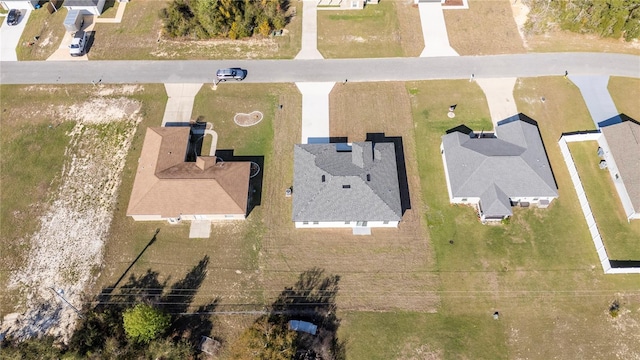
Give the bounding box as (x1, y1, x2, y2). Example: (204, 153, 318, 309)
(69, 31, 88, 57)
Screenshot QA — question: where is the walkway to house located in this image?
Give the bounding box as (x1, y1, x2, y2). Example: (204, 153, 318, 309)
(94, 1, 127, 23)
(189, 220, 212, 238)
(475, 78, 518, 129)
(417, 2, 459, 57)
(568, 75, 620, 128)
(295, 0, 323, 59)
(161, 83, 203, 125)
(296, 82, 334, 143)
(0, 8, 31, 61)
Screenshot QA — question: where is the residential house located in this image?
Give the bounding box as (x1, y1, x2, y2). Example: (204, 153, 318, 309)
(318, 0, 378, 10)
(63, 0, 105, 15)
(0, 0, 37, 10)
(598, 117, 640, 220)
(440, 114, 558, 222)
(127, 126, 251, 222)
(292, 141, 402, 229)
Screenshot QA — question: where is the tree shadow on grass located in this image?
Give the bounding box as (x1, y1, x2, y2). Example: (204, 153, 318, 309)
(69, 256, 218, 356)
(273, 268, 345, 360)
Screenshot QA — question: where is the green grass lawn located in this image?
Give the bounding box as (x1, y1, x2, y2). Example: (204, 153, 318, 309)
(317, 1, 406, 58)
(403, 78, 640, 360)
(17, 6, 67, 60)
(192, 84, 277, 156)
(568, 141, 640, 259)
(340, 311, 508, 360)
(609, 77, 640, 120)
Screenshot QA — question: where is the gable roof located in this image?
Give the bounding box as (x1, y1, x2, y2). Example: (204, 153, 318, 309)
(600, 118, 640, 214)
(127, 127, 250, 218)
(442, 114, 558, 217)
(292, 142, 402, 222)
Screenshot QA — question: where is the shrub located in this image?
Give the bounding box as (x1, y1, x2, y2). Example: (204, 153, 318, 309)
(122, 304, 171, 344)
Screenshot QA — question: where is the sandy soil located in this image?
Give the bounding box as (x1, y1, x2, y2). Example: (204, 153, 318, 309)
(1, 94, 143, 343)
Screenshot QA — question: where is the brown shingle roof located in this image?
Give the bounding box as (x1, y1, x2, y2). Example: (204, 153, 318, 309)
(127, 127, 250, 218)
(601, 120, 640, 213)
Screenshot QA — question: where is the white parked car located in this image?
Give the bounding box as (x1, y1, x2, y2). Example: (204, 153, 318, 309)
(69, 31, 87, 57)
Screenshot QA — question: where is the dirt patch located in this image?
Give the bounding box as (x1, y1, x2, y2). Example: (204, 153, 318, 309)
(0, 97, 142, 343)
(510, 0, 530, 49)
(444, 0, 526, 55)
(233, 111, 264, 127)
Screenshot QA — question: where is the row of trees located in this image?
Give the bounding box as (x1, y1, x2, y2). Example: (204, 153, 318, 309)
(1, 256, 214, 359)
(524, 0, 640, 41)
(160, 0, 290, 39)
(1, 266, 345, 359)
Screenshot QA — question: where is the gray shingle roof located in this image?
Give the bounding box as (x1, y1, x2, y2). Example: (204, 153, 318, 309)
(292, 142, 402, 222)
(442, 114, 558, 217)
(600, 117, 640, 214)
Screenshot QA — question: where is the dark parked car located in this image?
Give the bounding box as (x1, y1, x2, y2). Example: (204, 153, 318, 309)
(7, 9, 20, 26)
(216, 68, 247, 82)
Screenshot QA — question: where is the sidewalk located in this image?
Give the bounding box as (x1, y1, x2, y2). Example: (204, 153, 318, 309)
(94, 1, 127, 23)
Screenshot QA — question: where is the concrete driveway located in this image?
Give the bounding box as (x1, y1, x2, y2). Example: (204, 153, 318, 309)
(0, 9, 31, 61)
(47, 16, 95, 61)
(475, 78, 518, 128)
(418, 2, 458, 57)
(296, 82, 334, 144)
(161, 83, 203, 125)
(568, 75, 619, 128)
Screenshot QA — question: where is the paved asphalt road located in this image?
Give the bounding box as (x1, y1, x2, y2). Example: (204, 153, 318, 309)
(1, 52, 638, 84)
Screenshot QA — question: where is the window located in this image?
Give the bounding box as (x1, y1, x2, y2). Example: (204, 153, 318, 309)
(342, 185, 351, 189)
(351, 1, 358, 8)
(303, 221, 309, 225)
(345, 221, 350, 225)
(321, 175, 325, 182)
(383, 221, 389, 225)
(461, 198, 467, 202)
(313, 221, 319, 225)
(366, 174, 371, 181)
(533, 198, 538, 201)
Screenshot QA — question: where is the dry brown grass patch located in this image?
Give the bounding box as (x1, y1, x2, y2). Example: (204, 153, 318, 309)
(444, 0, 526, 55)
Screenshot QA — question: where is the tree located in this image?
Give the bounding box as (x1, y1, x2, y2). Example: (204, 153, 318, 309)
(524, 0, 640, 41)
(230, 315, 297, 360)
(160, 0, 289, 39)
(122, 304, 171, 344)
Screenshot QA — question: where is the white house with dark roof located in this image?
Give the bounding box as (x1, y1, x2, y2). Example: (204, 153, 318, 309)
(63, 0, 105, 15)
(441, 114, 558, 222)
(0, 0, 37, 10)
(292, 141, 402, 229)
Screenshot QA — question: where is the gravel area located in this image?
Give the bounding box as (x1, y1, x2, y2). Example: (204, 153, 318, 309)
(1, 96, 142, 343)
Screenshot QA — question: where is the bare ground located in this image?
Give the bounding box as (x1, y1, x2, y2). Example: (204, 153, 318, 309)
(1, 91, 144, 342)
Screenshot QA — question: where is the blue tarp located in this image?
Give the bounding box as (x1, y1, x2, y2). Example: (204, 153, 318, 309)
(288, 320, 317, 335)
